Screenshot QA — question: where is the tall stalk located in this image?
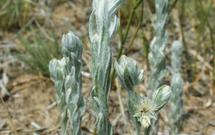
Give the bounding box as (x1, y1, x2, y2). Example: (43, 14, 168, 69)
(208, 22, 215, 86)
(148, 0, 170, 92)
(179, 0, 192, 80)
(146, 0, 170, 134)
(204, 1, 215, 86)
(142, 33, 150, 70)
(169, 41, 184, 135)
(49, 31, 87, 135)
(169, 0, 179, 13)
(127, 2, 144, 54)
(89, 0, 125, 134)
(141, 1, 150, 70)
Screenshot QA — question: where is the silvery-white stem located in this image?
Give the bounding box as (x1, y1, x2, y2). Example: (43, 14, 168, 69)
(49, 31, 87, 135)
(147, 0, 170, 134)
(169, 40, 183, 135)
(89, 0, 125, 134)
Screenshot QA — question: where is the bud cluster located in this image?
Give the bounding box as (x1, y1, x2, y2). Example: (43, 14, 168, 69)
(115, 55, 171, 134)
(49, 31, 87, 135)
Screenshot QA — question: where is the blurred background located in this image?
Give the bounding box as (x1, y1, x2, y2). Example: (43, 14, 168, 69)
(0, 0, 215, 134)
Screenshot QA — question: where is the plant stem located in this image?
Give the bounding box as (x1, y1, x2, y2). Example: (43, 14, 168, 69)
(144, 125, 151, 135)
(127, 20, 141, 54)
(179, 0, 192, 80)
(140, 2, 150, 70)
(93, 127, 97, 135)
(142, 33, 150, 70)
(1, 97, 17, 135)
(118, 9, 123, 44)
(208, 20, 215, 86)
(193, 37, 200, 81)
(169, 0, 179, 13)
(127, 2, 144, 54)
(205, 1, 215, 85)
(111, 10, 134, 82)
(111, 0, 143, 83)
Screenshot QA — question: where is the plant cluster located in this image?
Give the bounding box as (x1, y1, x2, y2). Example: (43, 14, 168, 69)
(5, 0, 215, 134)
(49, 0, 173, 135)
(115, 55, 171, 135)
(49, 31, 87, 135)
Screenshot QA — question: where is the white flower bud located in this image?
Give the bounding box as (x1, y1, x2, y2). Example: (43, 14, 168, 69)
(115, 55, 144, 91)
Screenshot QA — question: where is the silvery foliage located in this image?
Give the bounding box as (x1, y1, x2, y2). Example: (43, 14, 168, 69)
(147, 0, 170, 134)
(49, 31, 87, 135)
(89, 0, 125, 134)
(171, 41, 183, 73)
(148, 0, 170, 92)
(169, 41, 184, 135)
(115, 55, 171, 135)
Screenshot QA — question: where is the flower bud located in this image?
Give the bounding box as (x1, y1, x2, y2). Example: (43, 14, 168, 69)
(115, 55, 144, 92)
(61, 31, 83, 60)
(152, 85, 171, 112)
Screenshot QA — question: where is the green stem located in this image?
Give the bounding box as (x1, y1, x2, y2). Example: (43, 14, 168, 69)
(110, 10, 134, 82)
(93, 127, 97, 135)
(179, 0, 192, 80)
(208, 21, 215, 86)
(1, 97, 18, 135)
(142, 33, 149, 70)
(205, 1, 215, 85)
(127, 2, 144, 54)
(140, 2, 150, 70)
(144, 125, 151, 135)
(118, 9, 123, 44)
(192, 37, 200, 81)
(111, 0, 143, 83)
(169, 0, 179, 13)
